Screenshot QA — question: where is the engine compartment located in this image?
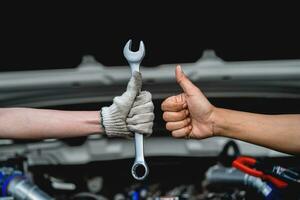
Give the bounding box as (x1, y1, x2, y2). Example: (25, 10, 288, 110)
(1, 153, 299, 200)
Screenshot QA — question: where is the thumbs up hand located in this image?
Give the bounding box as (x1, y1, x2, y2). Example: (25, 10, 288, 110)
(161, 65, 216, 139)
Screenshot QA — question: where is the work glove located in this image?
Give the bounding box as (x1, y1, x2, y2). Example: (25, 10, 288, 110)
(101, 71, 154, 137)
(127, 90, 154, 136)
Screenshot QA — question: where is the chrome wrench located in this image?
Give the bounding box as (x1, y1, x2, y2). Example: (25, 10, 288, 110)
(123, 39, 149, 180)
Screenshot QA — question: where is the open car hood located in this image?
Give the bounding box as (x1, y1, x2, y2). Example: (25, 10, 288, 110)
(1, 50, 300, 107)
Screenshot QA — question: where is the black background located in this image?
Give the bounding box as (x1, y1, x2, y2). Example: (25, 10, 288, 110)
(0, 2, 299, 71)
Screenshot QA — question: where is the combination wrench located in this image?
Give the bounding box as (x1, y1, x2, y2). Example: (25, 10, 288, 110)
(123, 39, 149, 180)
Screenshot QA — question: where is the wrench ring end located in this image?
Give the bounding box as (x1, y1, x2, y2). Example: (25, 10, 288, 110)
(131, 162, 149, 181)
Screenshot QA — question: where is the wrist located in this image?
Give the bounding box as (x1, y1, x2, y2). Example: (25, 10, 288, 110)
(101, 106, 131, 137)
(86, 111, 104, 134)
(70, 111, 104, 136)
(210, 107, 225, 137)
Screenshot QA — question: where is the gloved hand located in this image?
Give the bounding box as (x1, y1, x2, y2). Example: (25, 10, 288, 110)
(101, 71, 154, 137)
(127, 90, 154, 136)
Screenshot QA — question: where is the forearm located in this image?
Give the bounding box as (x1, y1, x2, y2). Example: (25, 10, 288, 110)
(0, 108, 103, 139)
(212, 107, 300, 154)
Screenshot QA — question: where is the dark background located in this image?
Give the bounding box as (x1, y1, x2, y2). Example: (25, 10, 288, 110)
(0, 3, 299, 71)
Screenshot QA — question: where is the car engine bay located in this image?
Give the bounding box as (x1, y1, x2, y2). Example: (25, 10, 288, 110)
(0, 144, 299, 200)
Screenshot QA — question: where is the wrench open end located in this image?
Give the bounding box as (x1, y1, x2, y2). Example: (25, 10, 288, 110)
(123, 40, 145, 63)
(131, 162, 149, 181)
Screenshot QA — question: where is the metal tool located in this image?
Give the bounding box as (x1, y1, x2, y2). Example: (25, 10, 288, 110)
(123, 39, 149, 180)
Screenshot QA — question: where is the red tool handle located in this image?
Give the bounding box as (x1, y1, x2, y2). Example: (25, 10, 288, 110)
(232, 156, 263, 177)
(232, 156, 288, 188)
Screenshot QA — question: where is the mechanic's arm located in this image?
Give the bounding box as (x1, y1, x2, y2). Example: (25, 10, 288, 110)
(0, 72, 154, 139)
(213, 109, 300, 154)
(0, 108, 102, 139)
(161, 65, 300, 154)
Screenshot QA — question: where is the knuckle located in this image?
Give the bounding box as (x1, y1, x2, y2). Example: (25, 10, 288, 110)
(140, 91, 147, 95)
(149, 113, 155, 121)
(126, 118, 131, 124)
(144, 91, 152, 99)
(162, 112, 169, 121)
(184, 118, 190, 126)
(180, 110, 186, 118)
(171, 131, 181, 138)
(161, 102, 166, 111)
(145, 129, 152, 136)
(127, 125, 134, 131)
(166, 123, 172, 131)
(149, 102, 155, 111)
(149, 122, 154, 129)
(176, 105, 184, 111)
(184, 126, 190, 133)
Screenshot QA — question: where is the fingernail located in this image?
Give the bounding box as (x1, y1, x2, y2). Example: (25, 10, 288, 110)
(187, 118, 191, 123)
(177, 65, 182, 72)
(189, 125, 192, 130)
(183, 103, 187, 108)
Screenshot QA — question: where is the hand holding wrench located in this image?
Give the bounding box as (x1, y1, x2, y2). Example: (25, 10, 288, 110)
(123, 39, 149, 180)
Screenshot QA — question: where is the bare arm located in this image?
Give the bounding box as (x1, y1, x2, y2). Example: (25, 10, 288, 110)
(0, 108, 102, 139)
(212, 108, 300, 154)
(162, 65, 300, 155)
(0, 73, 155, 140)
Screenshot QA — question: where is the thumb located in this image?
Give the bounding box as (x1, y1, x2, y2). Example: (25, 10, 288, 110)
(127, 71, 142, 94)
(175, 65, 198, 95)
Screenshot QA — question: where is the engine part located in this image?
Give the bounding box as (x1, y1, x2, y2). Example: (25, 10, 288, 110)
(218, 140, 240, 167)
(271, 165, 300, 184)
(123, 39, 149, 181)
(0, 167, 53, 200)
(87, 176, 103, 193)
(71, 192, 108, 200)
(253, 163, 300, 185)
(155, 197, 179, 200)
(205, 165, 246, 186)
(205, 165, 281, 200)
